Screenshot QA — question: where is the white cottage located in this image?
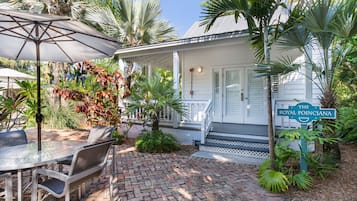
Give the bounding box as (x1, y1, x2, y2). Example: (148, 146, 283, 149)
(116, 15, 321, 162)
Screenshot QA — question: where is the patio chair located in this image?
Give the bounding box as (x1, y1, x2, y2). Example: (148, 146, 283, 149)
(0, 129, 28, 148)
(0, 173, 12, 201)
(57, 126, 114, 166)
(0, 129, 28, 200)
(31, 140, 113, 201)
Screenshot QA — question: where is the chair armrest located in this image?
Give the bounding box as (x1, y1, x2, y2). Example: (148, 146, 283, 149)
(35, 168, 69, 182)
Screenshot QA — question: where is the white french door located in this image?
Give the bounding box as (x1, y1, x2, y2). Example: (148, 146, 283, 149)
(212, 67, 266, 124)
(213, 68, 243, 123)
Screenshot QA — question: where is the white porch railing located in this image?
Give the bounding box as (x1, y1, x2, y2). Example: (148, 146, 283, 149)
(200, 99, 213, 144)
(274, 99, 301, 129)
(181, 100, 208, 123)
(122, 99, 210, 127)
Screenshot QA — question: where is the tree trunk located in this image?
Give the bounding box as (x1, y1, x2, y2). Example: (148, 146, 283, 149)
(264, 25, 276, 169)
(320, 88, 340, 161)
(152, 112, 160, 131)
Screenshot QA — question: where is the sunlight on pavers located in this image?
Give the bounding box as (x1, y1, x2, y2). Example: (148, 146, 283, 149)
(175, 188, 192, 200)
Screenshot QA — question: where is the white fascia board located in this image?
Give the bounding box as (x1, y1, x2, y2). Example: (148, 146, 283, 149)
(115, 32, 249, 59)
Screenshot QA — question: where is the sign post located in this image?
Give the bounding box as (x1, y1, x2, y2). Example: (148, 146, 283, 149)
(277, 102, 336, 171)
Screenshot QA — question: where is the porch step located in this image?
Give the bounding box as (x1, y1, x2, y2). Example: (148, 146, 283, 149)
(205, 139, 269, 152)
(199, 145, 269, 160)
(211, 123, 268, 136)
(199, 131, 270, 160)
(190, 151, 265, 165)
(207, 132, 269, 144)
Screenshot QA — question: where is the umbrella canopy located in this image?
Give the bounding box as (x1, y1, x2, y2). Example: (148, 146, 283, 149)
(0, 9, 121, 151)
(0, 68, 35, 80)
(0, 67, 35, 96)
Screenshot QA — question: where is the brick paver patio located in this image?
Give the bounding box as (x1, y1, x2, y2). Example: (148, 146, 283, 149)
(22, 128, 281, 201)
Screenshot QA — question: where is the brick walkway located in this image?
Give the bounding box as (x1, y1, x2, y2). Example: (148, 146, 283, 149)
(23, 128, 281, 201)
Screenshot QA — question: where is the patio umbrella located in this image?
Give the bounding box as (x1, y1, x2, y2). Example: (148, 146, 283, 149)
(0, 68, 35, 96)
(0, 9, 121, 151)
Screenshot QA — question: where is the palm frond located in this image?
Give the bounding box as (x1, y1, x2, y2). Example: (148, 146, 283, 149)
(255, 56, 300, 76)
(277, 24, 312, 52)
(200, 0, 252, 32)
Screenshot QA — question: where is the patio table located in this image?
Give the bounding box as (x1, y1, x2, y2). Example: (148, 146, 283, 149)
(0, 140, 88, 201)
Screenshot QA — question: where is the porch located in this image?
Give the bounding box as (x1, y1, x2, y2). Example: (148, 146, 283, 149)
(122, 99, 304, 163)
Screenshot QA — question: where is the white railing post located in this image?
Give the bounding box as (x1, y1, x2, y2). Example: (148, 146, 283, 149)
(200, 99, 213, 144)
(172, 50, 180, 128)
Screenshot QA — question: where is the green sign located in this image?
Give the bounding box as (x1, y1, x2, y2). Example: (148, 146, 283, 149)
(277, 102, 336, 172)
(277, 102, 336, 123)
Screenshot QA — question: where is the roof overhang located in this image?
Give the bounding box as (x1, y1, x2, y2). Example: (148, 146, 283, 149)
(115, 30, 250, 59)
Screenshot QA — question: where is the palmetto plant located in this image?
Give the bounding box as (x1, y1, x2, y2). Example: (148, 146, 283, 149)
(128, 69, 185, 131)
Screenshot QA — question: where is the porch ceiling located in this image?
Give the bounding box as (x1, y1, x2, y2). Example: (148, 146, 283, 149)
(125, 53, 173, 70)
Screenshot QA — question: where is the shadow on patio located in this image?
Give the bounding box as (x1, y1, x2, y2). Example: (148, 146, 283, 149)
(20, 128, 278, 201)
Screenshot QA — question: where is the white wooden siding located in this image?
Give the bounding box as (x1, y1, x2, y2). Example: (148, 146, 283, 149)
(181, 41, 255, 100)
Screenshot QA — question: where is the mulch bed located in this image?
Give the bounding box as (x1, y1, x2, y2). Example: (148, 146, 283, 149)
(284, 143, 357, 201)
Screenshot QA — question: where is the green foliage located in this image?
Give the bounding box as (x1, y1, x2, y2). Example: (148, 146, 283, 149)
(274, 141, 299, 170)
(258, 159, 272, 177)
(0, 80, 37, 130)
(279, 128, 339, 145)
(135, 130, 180, 153)
(291, 171, 313, 191)
(258, 169, 289, 193)
(336, 106, 357, 143)
(258, 127, 340, 192)
(84, 0, 176, 46)
(112, 129, 125, 145)
(307, 153, 337, 179)
(128, 68, 186, 130)
(42, 101, 80, 129)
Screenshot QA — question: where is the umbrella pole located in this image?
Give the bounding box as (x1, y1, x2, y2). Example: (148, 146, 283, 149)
(35, 25, 43, 152)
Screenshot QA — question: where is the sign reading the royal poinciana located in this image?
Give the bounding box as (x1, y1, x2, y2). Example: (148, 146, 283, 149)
(277, 102, 336, 123)
(277, 102, 336, 171)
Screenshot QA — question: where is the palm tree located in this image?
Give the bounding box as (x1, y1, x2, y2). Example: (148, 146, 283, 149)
(127, 69, 185, 131)
(83, 0, 176, 47)
(1, 0, 77, 16)
(201, 0, 297, 164)
(278, 0, 357, 155)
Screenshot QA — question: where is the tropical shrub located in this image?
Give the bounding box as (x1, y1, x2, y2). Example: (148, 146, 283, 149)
(42, 101, 80, 129)
(258, 128, 338, 192)
(258, 169, 289, 193)
(135, 130, 180, 153)
(128, 69, 185, 131)
(0, 80, 37, 130)
(54, 61, 124, 126)
(336, 106, 357, 143)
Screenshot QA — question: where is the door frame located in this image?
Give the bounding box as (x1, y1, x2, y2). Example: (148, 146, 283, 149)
(211, 65, 267, 124)
(212, 65, 246, 123)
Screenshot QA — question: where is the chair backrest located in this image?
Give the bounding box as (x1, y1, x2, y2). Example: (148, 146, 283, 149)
(0, 130, 27, 148)
(69, 140, 113, 176)
(87, 126, 114, 144)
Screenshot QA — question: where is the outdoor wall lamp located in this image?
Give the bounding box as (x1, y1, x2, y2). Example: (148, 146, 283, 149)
(197, 66, 203, 73)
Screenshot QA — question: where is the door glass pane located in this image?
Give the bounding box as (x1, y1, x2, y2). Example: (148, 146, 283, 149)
(225, 70, 241, 116)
